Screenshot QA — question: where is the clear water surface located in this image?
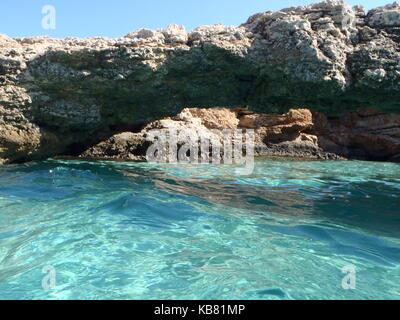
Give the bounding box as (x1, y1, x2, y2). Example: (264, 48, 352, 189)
(0, 159, 399, 300)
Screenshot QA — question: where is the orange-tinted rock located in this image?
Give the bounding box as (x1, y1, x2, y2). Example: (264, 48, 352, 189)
(311, 108, 400, 160)
(351, 133, 400, 157)
(81, 107, 340, 161)
(80, 107, 400, 162)
(176, 108, 239, 129)
(238, 108, 312, 130)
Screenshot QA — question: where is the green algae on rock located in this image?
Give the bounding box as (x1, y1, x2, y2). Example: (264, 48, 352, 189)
(0, 1, 400, 163)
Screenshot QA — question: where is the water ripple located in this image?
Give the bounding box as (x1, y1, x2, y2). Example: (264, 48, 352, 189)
(0, 159, 399, 299)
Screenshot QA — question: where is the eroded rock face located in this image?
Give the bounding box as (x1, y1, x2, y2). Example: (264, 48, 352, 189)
(80, 108, 236, 161)
(0, 1, 400, 163)
(176, 107, 239, 129)
(367, 3, 400, 27)
(79, 132, 149, 161)
(81, 106, 400, 162)
(80, 107, 342, 161)
(313, 108, 400, 160)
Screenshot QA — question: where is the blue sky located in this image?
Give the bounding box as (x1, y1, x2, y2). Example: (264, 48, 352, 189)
(0, 0, 392, 38)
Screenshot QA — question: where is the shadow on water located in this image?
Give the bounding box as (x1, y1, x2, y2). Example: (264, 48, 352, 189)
(0, 161, 400, 270)
(145, 170, 400, 239)
(1, 159, 399, 244)
(131, 161, 400, 267)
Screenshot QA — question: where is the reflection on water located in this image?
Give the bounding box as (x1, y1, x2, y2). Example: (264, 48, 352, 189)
(0, 159, 399, 299)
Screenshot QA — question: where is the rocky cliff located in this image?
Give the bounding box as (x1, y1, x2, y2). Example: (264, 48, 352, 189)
(0, 1, 400, 164)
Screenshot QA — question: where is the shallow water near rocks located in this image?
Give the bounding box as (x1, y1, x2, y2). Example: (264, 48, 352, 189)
(0, 159, 399, 300)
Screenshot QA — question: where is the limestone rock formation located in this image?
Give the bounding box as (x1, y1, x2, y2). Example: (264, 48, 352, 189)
(314, 108, 400, 160)
(80, 107, 341, 161)
(81, 106, 400, 162)
(0, 1, 400, 163)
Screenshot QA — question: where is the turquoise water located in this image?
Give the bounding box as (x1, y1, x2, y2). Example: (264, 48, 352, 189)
(0, 159, 399, 300)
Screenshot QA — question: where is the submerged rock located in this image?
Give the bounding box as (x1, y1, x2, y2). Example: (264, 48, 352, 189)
(0, 1, 400, 163)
